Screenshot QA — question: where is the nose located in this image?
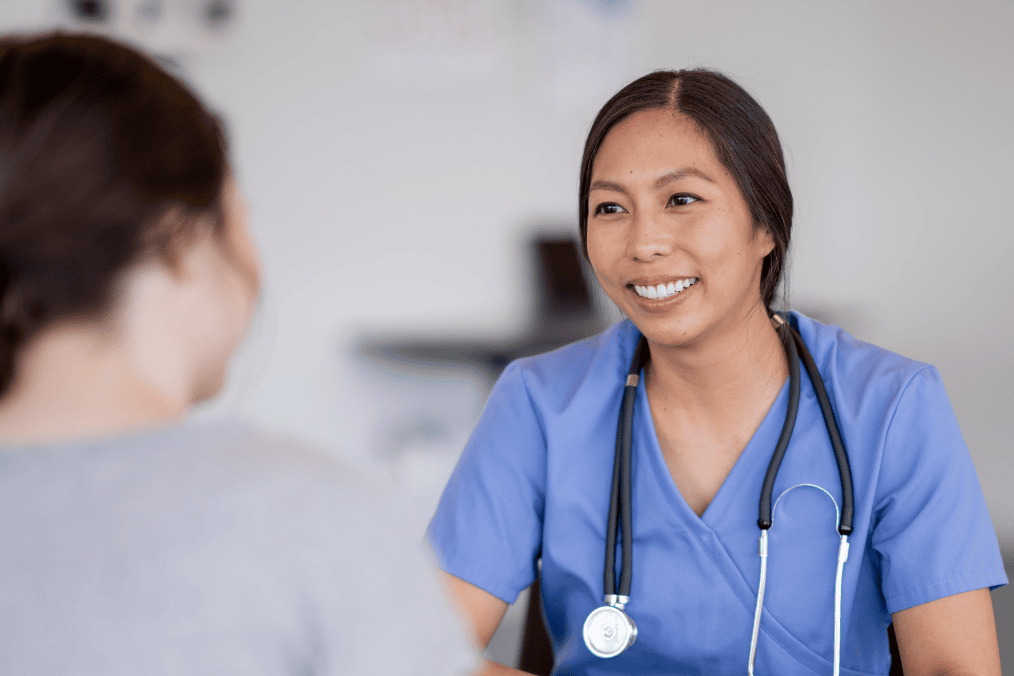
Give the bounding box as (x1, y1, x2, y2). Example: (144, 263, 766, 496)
(626, 210, 674, 262)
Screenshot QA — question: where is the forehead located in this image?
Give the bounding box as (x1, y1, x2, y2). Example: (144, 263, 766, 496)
(592, 108, 727, 184)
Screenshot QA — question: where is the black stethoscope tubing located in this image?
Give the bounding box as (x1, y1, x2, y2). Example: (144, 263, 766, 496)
(604, 336, 649, 598)
(786, 323, 855, 535)
(604, 315, 854, 601)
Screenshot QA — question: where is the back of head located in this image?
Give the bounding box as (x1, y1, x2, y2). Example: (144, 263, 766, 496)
(578, 69, 793, 312)
(0, 32, 228, 397)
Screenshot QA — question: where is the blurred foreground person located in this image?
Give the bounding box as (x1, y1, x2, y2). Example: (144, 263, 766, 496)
(0, 33, 476, 676)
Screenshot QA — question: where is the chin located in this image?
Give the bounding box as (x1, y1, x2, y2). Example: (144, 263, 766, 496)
(192, 368, 227, 404)
(624, 309, 705, 349)
(640, 326, 704, 351)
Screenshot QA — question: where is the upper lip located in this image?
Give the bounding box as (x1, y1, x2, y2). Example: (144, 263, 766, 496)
(625, 275, 697, 287)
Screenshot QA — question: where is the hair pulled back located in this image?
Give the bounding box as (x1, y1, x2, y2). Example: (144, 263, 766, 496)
(578, 69, 792, 313)
(0, 32, 228, 397)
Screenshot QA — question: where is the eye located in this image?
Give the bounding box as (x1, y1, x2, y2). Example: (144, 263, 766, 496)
(668, 193, 699, 207)
(594, 202, 627, 216)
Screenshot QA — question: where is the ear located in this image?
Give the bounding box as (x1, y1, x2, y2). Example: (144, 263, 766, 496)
(756, 224, 777, 258)
(141, 205, 213, 277)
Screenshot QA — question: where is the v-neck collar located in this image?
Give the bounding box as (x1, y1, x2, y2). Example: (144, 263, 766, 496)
(635, 373, 792, 533)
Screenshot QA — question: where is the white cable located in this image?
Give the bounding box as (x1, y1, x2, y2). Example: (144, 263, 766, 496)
(751, 484, 848, 676)
(772, 483, 840, 529)
(833, 535, 850, 676)
(748, 530, 768, 676)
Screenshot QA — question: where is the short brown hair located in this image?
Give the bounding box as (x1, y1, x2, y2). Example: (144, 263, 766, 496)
(0, 32, 228, 396)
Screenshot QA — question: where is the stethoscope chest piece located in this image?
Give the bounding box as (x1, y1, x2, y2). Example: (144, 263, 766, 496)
(583, 599, 637, 658)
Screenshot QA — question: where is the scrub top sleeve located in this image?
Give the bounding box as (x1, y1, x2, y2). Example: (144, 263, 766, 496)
(871, 366, 1007, 615)
(427, 361, 547, 605)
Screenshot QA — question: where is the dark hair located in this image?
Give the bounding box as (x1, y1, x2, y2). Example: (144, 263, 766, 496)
(578, 69, 792, 312)
(0, 32, 228, 397)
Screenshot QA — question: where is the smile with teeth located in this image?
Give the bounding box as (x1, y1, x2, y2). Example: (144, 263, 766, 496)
(632, 277, 698, 300)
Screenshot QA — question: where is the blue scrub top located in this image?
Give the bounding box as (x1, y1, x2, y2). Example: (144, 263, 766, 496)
(427, 313, 1006, 676)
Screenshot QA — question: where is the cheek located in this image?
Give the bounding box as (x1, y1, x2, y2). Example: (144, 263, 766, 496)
(586, 249, 614, 298)
(698, 214, 763, 269)
(230, 226, 262, 297)
(211, 247, 258, 341)
(586, 226, 617, 280)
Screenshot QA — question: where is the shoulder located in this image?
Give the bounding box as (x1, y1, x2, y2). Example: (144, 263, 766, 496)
(152, 421, 446, 610)
(792, 311, 931, 381)
(790, 311, 939, 417)
(179, 417, 411, 516)
(82, 417, 420, 542)
(0, 419, 477, 675)
(502, 319, 639, 413)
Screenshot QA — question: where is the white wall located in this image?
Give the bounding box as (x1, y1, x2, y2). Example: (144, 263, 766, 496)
(1, 1, 1011, 542)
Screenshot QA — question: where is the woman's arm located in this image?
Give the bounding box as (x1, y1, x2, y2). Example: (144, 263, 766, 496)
(891, 588, 1001, 676)
(441, 572, 537, 676)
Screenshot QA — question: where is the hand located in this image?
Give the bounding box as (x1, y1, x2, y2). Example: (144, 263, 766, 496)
(476, 660, 535, 676)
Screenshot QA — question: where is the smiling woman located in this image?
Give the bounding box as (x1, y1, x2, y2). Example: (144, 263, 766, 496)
(428, 69, 1006, 676)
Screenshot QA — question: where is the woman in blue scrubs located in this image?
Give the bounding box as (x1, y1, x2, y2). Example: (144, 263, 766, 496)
(428, 69, 1006, 675)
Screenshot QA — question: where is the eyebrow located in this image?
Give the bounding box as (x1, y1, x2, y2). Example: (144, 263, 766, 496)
(654, 167, 715, 188)
(589, 167, 715, 195)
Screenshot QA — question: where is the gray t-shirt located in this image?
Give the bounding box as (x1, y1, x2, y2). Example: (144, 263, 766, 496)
(0, 418, 477, 676)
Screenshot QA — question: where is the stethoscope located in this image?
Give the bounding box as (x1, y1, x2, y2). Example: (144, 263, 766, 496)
(582, 314, 855, 675)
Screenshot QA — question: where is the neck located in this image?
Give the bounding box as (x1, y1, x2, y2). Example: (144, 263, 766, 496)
(0, 320, 191, 447)
(644, 303, 788, 427)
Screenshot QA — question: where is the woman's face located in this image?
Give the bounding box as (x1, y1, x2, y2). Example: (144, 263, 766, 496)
(586, 108, 774, 349)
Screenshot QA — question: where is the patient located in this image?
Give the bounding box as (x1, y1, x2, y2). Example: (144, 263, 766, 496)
(0, 32, 475, 675)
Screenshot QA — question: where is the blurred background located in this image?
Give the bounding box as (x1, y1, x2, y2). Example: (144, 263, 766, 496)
(1, 0, 1011, 668)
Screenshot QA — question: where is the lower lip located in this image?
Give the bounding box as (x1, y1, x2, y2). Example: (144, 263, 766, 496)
(629, 284, 695, 312)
